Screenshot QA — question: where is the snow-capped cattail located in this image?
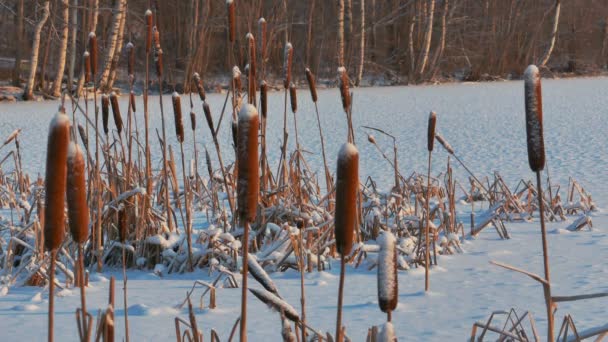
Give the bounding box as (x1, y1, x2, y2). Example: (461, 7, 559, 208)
(237, 104, 259, 223)
(77, 124, 88, 151)
(338, 67, 351, 112)
(260, 81, 268, 119)
(153, 26, 161, 49)
(190, 112, 196, 131)
(203, 102, 214, 134)
(126, 42, 135, 76)
(524, 65, 545, 172)
(378, 322, 395, 341)
(377, 231, 398, 314)
(88, 32, 98, 76)
(44, 111, 70, 251)
(289, 83, 297, 113)
(305, 68, 318, 103)
(258, 18, 267, 57)
(283, 43, 293, 89)
(130, 91, 136, 112)
(172, 92, 184, 143)
(109, 92, 123, 134)
(232, 66, 242, 93)
(145, 9, 153, 54)
(227, 0, 235, 43)
(83, 51, 91, 84)
(247, 33, 256, 78)
(427, 112, 436, 152)
(335, 143, 359, 256)
(101, 94, 110, 135)
(435, 133, 454, 155)
(192, 72, 206, 101)
(118, 207, 127, 242)
(67, 142, 89, 244)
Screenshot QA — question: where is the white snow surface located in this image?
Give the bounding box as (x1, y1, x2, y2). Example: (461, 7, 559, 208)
(0, 78, 607, 340)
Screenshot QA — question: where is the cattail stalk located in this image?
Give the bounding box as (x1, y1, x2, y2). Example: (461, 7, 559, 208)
(278, 43, 293, 187)
(425, 112, 436, 292)
(227, 0, 235, 43)
(306, 69, 332, 195)
(45, 111, 70, 342)
(334, 143, 359, 342)
(143, 9, 153, 234)
(524, 64, 554, 342)
(237, 104, 260, 342)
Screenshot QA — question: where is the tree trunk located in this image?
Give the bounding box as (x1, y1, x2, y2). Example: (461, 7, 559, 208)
(538, 0, 561, 67)
(337, 0, 345, 66)
(75, 0, 99, 96)
(67, 0, 78, 93)
(356, 0, 365, 86)
(370, 0, 376, 63)
(416, 0, 435, 79)
(429, 0, 448, 79)
(345, 0, 353, 67)
(23, 1, 51, 101)
(183, 0, 200, 92)
(99, 0, 127, 91)
(106, 0, 128, 91)
(12, 0, 25, 87)
(408, 16, 416, 78)
(602, 17, 608, 68)
(305, 0, 315, 68)
(51, 0, 70, 97)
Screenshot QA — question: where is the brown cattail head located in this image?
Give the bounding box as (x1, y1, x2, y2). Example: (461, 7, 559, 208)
(237, 104, 260, 223)
(231, 120, 238, 149)
(118, 207, 127, 242)
(258, 18, 267, 58)
(190, 111, 196, 131)
(88, 32, 98, 77)
(192, 72, 206, 102)
(524, 65, 545, 172)
(203, 102, 214, 134)
(126, 42, 135, 76)
(153, 26, 161, 50)
(334, 143, 359, 256)
(435, 133, 454, 155)
(232, 66, 242, 93)
(283, 43, 293, 89)
(289, 83, 297, 113)
(44, 111, 70, 251)
(77, 124, 88, 151)
(227, 0, 236, 43)
(67, 142, 89, 244)
(101, 94, 110, 135)
(247, 33, 256, 78)
(172, 92, 184, 143)
(338, 67, 351, 112)
(305, 68, 318, 103)
(260, 81, 268, 119)
(109, 92, 123, 134)
(427, 112, 436, 152)
(377, 231, 398, 313)
(145, 9, 153, 54)
(154, 48, 163, 78)
(130, 91, 136, 113)
(83, 51, 91, 84)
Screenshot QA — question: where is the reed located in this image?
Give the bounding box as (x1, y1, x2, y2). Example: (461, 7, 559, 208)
(246, 33, 256, 104)
(258, 18, 267, 76)
(145, 10, 153, 54)
(126, 42, 135, 77)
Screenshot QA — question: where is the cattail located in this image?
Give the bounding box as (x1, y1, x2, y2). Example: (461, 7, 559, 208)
(289, 83, 297, 113)
(153, 26, 161, 49)
(334, 143, 359, 256)
(130, 91, 136, 112)
(203, 102, 214, 134)
(237, 104, 259, 223)
(283, 43, 293, 89)
(305, 68, 318, 103)
(44, 111, 70, 251)
(227, 0, 235, 43)
(145, 10, 153, 54)
(88, 32, 98, 77)
(258, 18, 267, 58)
(260, 81, 268, 119)
(192, 72, 206, 102)
(67, 142, 89, 244)
(77, 124, 88, 151)
(83, 51, 91, 84)
(172, 92, 184, 143)
(109, 92, 123, 134)
(126, 42, 135, 76)
(101, 94, 110, 135)
(232, 66, 242, 93)
(190, 112, 196, 131)
(367, 134, 376, 145)
(118, 207, 127, 242)
(435, 133, 454, 155)
(427, 112, 436, 151)
(377, 231, 398, 314)
(247, 33, 256, 78)
(231, 120, 238, 149)
(338, 67, 351, 112)
(524, 65, 545, 172)
(153, 27, 163, 77)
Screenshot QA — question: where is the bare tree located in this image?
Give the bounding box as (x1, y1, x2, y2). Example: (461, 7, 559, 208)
(356, 0, 365, 86)
(12, 0, 25, 87)
(337, 0, 345, 66)
(106, 0, 128, 91)
(67, 0, 78, 93)
(51, 0, 70, 97)
(538, 0, 561, 67)
(416, 0, 435, 79)
(23, 1, 51, 101)
(99, 0, 127, 91)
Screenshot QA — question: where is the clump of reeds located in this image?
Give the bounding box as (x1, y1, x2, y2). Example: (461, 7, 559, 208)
(334, 142, 359, 342)
(44, 110, 70, 342)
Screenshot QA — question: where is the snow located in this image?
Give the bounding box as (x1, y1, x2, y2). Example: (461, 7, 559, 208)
(338, 142, 358, 163)
(0, 78, 607, 340)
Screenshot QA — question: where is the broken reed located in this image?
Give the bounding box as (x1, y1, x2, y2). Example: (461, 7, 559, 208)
(335, 143, 359, 342)
(44, 110, 70, 342)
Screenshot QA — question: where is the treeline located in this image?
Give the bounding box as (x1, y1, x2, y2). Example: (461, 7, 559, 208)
(3, 0, 608, 98)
